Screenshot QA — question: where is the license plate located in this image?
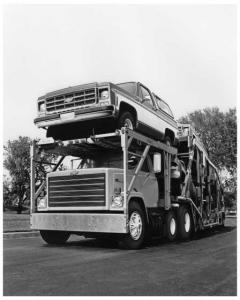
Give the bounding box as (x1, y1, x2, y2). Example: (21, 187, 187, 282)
(60, 112, 75, 121)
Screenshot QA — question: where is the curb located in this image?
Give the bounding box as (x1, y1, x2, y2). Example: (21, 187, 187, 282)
(3, 231, 40, 239)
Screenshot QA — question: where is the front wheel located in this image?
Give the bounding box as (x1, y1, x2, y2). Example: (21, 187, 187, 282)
(120, 202, 147, 249)
(118, 111, 136, 131)
(40, 230, 70, 245)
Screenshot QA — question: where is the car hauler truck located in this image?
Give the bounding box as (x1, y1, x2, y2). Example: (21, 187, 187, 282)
(30, 126, 225, 249)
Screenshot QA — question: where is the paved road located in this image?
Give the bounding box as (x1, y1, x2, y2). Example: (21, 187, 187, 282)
(4, 218, 236, 296)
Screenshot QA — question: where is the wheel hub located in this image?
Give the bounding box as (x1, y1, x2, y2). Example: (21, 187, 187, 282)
(184, 212, 191, 232)
(170, 217, 176, 235)
(129, 212, 142, 240)
(124, 118, 133, 130)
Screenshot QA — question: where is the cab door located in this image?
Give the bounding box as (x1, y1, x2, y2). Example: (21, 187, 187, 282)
(131, 155, 158, 208)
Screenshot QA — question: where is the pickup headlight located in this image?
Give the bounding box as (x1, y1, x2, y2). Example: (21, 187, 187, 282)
(38, 102, 46, 112)
(111, 194, 124, 208)
(37, 197, 47, 210)
(100, 90, 109, 100)
(99, 89, 110, 105)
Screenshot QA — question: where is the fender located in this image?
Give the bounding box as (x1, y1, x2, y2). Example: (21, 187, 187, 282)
(128, 192, 149, 224)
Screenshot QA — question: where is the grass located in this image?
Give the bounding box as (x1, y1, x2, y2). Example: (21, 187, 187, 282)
(3, 213, 31, 232)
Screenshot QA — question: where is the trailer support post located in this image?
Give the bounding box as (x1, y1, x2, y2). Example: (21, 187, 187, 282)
(30, 141, 36, 214)
(127, 145, 150, 194)
(164, 152, 171, 210)
(121, 130, 128, 217)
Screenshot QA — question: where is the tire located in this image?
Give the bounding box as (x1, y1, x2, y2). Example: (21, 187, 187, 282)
(120, 202, 147, 249)
(40, 230, 70, 245)
(219, 212, 225, 228)
(177, 206, 193, 240)
(165, 210, 178, 241)
(118, 111, 136, 131)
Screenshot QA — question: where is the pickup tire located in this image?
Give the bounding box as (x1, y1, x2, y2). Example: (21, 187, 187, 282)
(118, 111, 136, 131)
(177, 206, 193, 240)
(40, 230, 70, 245)
(120, 202, 147, 249)
(165, 210, 178, 241)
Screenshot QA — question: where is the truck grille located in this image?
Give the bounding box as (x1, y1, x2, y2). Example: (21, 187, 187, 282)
(45, 88, 97, 113)
(48, 173, 106, 207)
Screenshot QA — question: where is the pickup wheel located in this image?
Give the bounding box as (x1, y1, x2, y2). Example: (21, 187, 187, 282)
(118, 111, 136, 130)
(177, 206, 193, 240)
(165, 210, 178, 242)
(120, 202, 147, 249)
(40, 230, 70, 245)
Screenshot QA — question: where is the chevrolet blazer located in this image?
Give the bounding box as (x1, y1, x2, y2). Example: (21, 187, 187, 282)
(34, 81, 178, 144)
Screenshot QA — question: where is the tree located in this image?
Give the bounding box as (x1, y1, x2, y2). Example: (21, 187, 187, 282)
(3, 137, 31, 213)
(3, 176, 13, 211)
(178, 107, 237, 191)
(3, 136, 57, 213)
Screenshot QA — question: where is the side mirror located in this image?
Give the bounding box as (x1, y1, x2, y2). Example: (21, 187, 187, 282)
(128, 156, 138, 168)
(153, 153, 161, 173)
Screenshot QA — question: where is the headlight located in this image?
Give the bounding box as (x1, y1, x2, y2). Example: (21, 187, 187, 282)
(111, 195, 123, 208)
(99, 89, 109, 101)
(38, 102, 46, 112)
(37, 197, 47, 210)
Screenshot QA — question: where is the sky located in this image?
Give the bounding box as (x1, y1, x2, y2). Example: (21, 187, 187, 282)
(3, 4, 237, 143)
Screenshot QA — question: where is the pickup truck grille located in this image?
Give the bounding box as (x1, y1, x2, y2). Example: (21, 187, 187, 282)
(45, 88, 97, 113)
(48, 173, 106, 207)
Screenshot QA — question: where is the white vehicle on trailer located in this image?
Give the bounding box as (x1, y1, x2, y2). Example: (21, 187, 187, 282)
(34, 81, 178, 145)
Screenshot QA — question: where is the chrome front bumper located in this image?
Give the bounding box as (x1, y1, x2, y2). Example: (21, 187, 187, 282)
(31, 213, 128, 233)
(34, 105, 115, 128)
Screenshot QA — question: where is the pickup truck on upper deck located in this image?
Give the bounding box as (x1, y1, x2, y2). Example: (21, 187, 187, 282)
(34, 81, 178, 144)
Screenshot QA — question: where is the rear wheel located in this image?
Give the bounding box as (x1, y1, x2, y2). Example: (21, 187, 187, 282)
(120, 202, 147, 249)
(40, 230, 70, 245)
(118, 111, 136, 131)
(177, 206, 193, 240)
(165, 210, 178, 241)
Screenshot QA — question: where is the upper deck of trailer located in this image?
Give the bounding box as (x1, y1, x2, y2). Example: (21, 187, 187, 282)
(37, 128, 177, 158)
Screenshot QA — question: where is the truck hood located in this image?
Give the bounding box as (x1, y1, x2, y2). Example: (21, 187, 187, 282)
(47, 168, 123, 177)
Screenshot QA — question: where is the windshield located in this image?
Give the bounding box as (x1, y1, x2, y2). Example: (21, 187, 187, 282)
(117, 82, 137, 96)
(69, 152, 123, 169)
(65, 150, 150, 172)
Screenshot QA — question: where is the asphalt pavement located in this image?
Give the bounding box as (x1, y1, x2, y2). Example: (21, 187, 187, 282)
(3, 218, 237, 296)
